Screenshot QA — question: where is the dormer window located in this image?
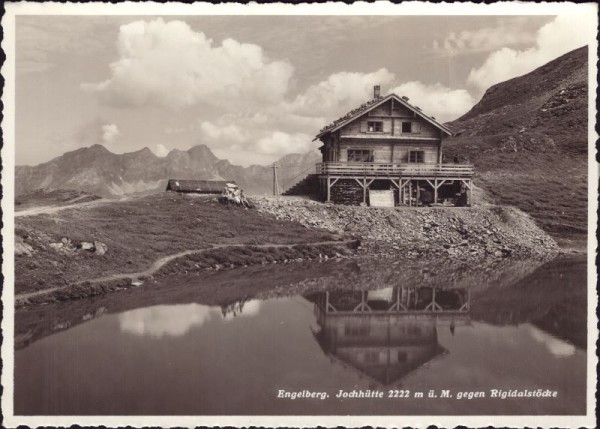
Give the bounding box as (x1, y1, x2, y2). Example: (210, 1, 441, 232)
(401, 121, 412, 133)
(367, 121, 383, 132)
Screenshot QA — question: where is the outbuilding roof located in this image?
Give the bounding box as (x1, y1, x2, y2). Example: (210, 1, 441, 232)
(166, 179, 236, 193)
(314, 93, 453, 141)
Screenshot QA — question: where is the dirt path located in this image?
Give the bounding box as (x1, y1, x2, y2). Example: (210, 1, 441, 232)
(15, 197, 129, 217)
(15, 240, 354, 301)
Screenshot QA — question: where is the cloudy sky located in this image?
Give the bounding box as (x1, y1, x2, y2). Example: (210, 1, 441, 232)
(15, 13, 593, 166)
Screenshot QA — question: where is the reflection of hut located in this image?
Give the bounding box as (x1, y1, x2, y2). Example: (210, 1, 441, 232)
(310, 286, 470, 314)
(307, 286, 470, 386)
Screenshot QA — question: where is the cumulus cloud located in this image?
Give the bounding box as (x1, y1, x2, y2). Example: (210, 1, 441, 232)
(467, 14, 593, 91)
(286, 68, 396, 117)
(199, 121, 249, 145)
(390, 82, 475, 122)
(82, 18, 294, 109)
(254, 131, 314, 155)
(154, 144, 170, 157)
(101, 123, 120, 143)
(194, 69, 473, 160)
(431, 18, 538, 57)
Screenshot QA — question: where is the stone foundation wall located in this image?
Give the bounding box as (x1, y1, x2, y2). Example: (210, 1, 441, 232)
(330, 179, 363, 205)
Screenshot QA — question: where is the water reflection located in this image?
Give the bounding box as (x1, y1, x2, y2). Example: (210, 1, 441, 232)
(14, 262, 587, 416)
(307, 286, 470, 386)
(15, 255, 554, 350)
(528, 325, 576, 358)
(118, 300, 262, 337)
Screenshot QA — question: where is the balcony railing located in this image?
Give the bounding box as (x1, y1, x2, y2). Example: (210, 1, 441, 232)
(316, 162, 474, 177)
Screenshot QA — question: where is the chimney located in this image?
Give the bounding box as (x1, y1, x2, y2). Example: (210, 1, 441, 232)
(373, 85, 381, 99)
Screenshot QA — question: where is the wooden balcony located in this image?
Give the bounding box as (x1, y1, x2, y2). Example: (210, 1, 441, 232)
(316, 162, 474, 178)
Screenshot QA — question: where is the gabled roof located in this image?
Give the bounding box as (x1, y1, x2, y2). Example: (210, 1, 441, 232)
(166, 179, 236, 193)
(314, 93, 453, 141)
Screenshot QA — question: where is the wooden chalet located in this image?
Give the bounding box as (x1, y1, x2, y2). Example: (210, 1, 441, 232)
(314, 86, 474, 207)
(166, 179, 236, 194)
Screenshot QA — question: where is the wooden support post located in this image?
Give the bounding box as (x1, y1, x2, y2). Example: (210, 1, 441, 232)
(434, 179, 438, 204)
(363, 178, 367, 205)
(467, 288, 471, 310)
(326, 177, 331, 202)
(416, 181, 420, 207)
(272, 164, 280, 196)
(408, 181, 413, 207)
(468, 179, 472, 207)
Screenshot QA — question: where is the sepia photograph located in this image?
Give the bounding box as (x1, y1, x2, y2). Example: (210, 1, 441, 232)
(1, 2, 598, 427)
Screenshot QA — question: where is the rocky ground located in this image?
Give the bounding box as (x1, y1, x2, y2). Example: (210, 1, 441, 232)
(255, 196, 559, 259)
(14, 191, 561, 306)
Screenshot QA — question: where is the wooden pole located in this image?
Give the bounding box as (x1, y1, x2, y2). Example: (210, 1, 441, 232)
(468, 179, 472, 207)
(434, 179, 438, 204)
(272, 164, 280, 196)
(326, 177, 331, 202)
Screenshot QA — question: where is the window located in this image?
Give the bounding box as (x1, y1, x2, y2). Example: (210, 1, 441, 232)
(365, 351, 380, 364)
(407, 325, 422, 336)
(348, 149, 374, 162)
(401, 121, 412, 133)
(367, 121, 383, 132)
(344, 324, 370, 336)
(409, 150, 424, 163)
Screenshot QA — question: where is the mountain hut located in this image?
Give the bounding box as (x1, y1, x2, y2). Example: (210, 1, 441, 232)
(314, 86, 475, 207)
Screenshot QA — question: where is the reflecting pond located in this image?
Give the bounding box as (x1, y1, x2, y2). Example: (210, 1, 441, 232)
(14, 255, 587, 415)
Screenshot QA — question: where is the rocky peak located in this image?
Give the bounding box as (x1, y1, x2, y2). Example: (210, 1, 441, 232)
(458, 46, 587, 121)
(187, 144, 218, 162)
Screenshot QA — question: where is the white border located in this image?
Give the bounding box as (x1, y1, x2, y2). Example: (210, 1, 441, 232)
(2, 2, 598, 428)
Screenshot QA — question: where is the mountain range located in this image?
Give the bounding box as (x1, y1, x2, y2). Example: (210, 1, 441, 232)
(15, 46, 588, 238)
(15, 144, 321, 197)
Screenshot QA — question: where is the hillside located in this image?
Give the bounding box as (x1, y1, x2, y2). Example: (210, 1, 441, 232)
(443, 46, 588, 238)
(15, 193, 558, 305)
(15, 145, 320, 198)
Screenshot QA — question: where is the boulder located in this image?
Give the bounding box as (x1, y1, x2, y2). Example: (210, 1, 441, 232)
(80, 242, 95, 251)
(15, 237, 34, 256)
(94, 241, 108, 255)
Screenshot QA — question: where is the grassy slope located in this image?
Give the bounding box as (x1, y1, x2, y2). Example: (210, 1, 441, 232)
(444, 47, 588, 238)
(15, 193, 342, 295)
(15, 189, 101, 210)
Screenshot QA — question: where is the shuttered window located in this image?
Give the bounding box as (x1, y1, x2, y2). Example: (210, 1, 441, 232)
(367, 121, 383, 132)
(348, 149, 374, 162)
(409, 150, 424, 163)
(401, 121, 412, 133)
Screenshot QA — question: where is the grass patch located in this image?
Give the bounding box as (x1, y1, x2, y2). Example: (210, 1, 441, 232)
(15, 193, 347, 294)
